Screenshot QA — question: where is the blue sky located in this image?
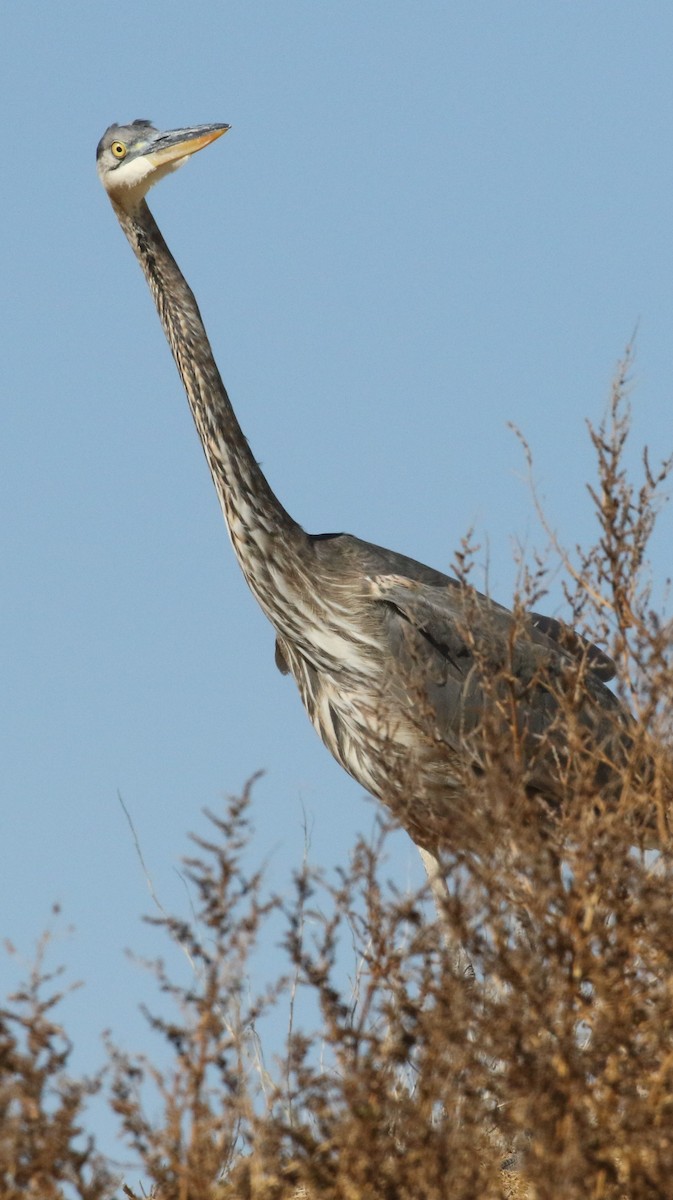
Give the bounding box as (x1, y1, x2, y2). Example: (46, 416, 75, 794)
(2, 1, 672, 1168)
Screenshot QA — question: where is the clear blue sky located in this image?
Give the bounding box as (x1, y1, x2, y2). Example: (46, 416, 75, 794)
(2, 0, 672, 1169)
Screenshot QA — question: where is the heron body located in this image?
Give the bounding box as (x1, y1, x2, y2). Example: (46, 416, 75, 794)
(97, 120, 629, 859)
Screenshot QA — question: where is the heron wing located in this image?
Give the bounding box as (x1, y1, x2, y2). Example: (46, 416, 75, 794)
(315, 532, 616, 682)
(365, 572, 621, 767)
(366, 571, 547, 685)
(527, 611, 616, 680)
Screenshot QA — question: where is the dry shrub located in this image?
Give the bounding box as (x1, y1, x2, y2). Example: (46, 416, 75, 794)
(1, 364, 672, 1199)
(0, 923, 115, 1199)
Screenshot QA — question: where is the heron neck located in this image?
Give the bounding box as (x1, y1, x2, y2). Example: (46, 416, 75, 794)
(113, 197, 305, 583)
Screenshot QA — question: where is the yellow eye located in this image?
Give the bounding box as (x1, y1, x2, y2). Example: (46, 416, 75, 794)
(111, 141, 127, 160)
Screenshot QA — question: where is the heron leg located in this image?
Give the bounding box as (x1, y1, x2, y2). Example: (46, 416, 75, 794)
(417, 846, 474, 979)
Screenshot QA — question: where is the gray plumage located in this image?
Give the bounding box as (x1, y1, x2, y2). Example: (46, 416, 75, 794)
(97, 120, 631, 860)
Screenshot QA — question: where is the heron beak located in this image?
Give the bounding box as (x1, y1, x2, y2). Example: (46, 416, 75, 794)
(146, 124, 230, 169)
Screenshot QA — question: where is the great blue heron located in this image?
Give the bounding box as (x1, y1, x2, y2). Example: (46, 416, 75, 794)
(96, 119, 634, 893)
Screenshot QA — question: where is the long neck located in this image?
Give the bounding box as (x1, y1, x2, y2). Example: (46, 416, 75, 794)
(114, 196, 307, 612)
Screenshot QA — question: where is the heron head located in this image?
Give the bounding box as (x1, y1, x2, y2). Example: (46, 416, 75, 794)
(96, 119, 229, 210)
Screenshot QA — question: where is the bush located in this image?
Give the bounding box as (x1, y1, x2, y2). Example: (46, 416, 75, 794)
(2, 367, 671, 1199)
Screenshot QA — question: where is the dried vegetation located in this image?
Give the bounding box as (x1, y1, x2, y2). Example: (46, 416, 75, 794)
(2, 368, 672, 1199)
